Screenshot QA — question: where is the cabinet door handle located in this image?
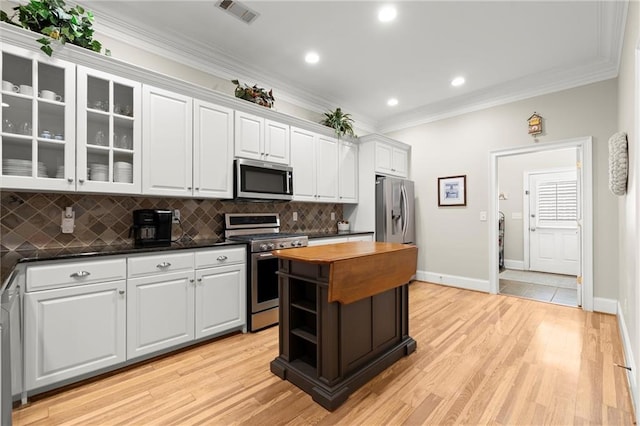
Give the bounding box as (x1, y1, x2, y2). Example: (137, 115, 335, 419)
(78, 178, 85, 183)
(67, 178, 73, 183)
(187, 186, 192, 190)
(195, 187, 199, 191)
(157, 262, 171, 269)
(265, 153, 269, 156)
(70, 271, 90, 278)
(197, 278, 202, 282)
(119, 290, 125, 295)
(216, 255, 228, 261)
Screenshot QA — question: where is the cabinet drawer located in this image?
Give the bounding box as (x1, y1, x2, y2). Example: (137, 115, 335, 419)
(307, 237, 349, 247)
(195, 246, 245, 269)
(27, 258, 126, 292)
(128, 252, 194, 278)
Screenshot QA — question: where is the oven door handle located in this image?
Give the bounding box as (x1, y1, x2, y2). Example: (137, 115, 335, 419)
(257, 252, 275, 258)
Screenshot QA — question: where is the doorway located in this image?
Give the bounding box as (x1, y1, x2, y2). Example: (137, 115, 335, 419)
(489, 137, 593, 311)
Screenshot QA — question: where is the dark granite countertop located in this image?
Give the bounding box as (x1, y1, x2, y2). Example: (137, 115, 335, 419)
(0, 231, 374, 285)
(0, 238, 244, 285)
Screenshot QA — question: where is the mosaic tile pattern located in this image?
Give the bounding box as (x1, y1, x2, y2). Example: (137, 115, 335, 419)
(0, 191, 343, 252)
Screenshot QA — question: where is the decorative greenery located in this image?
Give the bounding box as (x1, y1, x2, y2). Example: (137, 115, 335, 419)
(321, 107, 356, 138)
(232, 79, 275, 108)
(0, 0, 108, 57)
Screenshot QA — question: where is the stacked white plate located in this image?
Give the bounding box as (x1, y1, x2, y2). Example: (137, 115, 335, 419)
(3, 159, 48, 177)
(55, 165, 65, 179)
(114, 161, 133, 183)
(89, 163, 109, 182)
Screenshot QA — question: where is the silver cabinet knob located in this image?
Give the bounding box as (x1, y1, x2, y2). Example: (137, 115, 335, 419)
(67, 178, 73, 183)
(119, 290, 125, 295)
(217, 255, 228, 261)
(157, 262, 171, 269)
(70, 271, 91, 278)
(197, 278, 202, 282)
(78, 178, 85, 183)
(189, 279, 195, 283)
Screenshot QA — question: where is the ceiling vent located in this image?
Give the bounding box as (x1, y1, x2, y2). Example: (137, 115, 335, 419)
(216, 0, 259, 24)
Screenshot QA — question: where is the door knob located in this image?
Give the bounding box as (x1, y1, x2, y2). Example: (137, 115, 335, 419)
(530, 228, 536, 232)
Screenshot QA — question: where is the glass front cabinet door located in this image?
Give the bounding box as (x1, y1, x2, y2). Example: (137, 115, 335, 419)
(76, 66, 142, 194)
(1, 45, 76, 191)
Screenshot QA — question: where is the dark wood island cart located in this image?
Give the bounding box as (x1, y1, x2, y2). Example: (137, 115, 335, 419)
(270, 241, 418, 411)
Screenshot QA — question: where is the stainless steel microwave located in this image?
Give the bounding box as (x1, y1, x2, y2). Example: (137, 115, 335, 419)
(235, 158, 293, 201)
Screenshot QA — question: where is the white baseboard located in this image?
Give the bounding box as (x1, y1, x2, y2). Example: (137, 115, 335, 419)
(593, 297, 617, 314)
(416, 270, 490, 293)
(503, 259, 524, 270)
(617, 302, 637, 418)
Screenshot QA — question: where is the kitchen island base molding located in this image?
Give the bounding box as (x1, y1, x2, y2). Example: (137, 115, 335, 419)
(270, 335, 416, 411)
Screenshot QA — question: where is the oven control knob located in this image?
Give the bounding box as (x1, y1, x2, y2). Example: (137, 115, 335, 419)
(259, 244, 268, 251)
(267, 243, 276, 250)
(279, 243, 286, 248)
(291, 240, 300, 247)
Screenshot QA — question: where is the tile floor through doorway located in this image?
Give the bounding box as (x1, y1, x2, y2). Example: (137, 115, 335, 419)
(499, 269, 578, 307)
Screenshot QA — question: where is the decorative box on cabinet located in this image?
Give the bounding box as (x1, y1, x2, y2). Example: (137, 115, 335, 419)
(24, 258, 127, 391)
(235, 111, 290, 165)
(77, 66, 142, 193)
(290, 127, 338, 202)
(1, 44, 76, 191)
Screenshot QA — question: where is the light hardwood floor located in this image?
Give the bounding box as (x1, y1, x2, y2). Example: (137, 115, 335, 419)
(13, 282, 635, 425)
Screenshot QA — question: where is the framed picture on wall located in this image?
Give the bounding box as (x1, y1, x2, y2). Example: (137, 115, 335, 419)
(438, 175, 467, 206)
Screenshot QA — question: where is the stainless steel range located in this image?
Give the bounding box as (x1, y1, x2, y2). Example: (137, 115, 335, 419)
(225, 213, 308, 331)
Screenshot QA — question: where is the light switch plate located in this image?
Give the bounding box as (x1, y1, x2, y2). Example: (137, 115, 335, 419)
(331, 212, 336, 221)
(293, 212, 298, 221)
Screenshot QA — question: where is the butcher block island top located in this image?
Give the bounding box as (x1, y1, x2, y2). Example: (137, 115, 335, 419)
(272, 241, 418, 304)
(270, 241, 418, 411)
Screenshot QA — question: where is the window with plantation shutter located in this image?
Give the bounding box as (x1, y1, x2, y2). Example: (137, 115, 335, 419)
(537, 179, 577, 225)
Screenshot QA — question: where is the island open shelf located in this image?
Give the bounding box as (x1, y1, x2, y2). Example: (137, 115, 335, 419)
(270, 241, 418, 411)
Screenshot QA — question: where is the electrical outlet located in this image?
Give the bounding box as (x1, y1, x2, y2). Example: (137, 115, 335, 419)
(331, 212, 336, 221)
(172, 209, 181, 223)
(293, 212, 298, 221)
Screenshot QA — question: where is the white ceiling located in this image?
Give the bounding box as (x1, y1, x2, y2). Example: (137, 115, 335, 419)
(84, 0, 627, 133)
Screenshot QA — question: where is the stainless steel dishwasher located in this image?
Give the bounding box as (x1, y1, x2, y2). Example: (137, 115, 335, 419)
(1, 271, 21, 425)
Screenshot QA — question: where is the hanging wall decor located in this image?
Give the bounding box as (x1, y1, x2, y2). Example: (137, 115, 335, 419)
(527, 112, 543, 136)
(608, 131, 628, 196)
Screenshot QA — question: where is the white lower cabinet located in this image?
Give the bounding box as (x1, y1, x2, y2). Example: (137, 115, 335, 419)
(307, 234, 373, 246)
(25, 280, 126, 391)
(126, 269, 195, 359)
(23, 246, 246, 394)
(195, 263, 246, 339)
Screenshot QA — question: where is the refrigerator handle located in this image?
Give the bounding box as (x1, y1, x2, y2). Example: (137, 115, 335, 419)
(401, 184, 409, 238)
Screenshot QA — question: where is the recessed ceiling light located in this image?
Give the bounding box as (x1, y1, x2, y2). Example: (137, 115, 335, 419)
(451, 76, 465, 87)
(387, 98, 398, 106)
(305, 52, 319, 64)
(378, 5, 397, 22)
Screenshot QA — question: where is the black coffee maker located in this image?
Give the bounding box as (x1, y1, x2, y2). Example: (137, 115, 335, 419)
(131, 209, 172, 247)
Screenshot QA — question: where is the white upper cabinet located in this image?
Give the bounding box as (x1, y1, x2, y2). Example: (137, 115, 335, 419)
(1, 45, 76, 191)
(142, 85, 193, 197)
(235, 111, 289, 164)
(338, 140, 358, 203)
(316, 135, 339, 202)
(290, 127, 317, 201)
(264, 119, 290, 164)
(375, 141, 409, 178)
(77, 66, 142, 194)
(193, 100, 234, 199)
(290, 127, 339, 202)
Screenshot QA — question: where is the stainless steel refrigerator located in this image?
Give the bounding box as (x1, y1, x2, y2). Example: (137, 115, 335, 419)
(375, 176, 415, 244)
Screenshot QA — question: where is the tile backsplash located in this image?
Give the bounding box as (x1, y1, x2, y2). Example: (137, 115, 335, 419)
(0, 192, 344, 252)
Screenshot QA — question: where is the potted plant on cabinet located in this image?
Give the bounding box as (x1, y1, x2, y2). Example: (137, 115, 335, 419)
(0, 0, 107, 57)
(231, 79, 275, 108)
(321, 107, 356, 138)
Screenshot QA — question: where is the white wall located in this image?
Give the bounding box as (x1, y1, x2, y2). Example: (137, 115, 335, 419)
(387, 79, 619, 300)
(616, 0, 639, 416)
(498, 148, 576, 265)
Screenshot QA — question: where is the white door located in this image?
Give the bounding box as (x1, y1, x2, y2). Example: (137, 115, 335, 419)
(290, 127, 316, 201)
(195, 264, 246, 339)
(528, 170, 579, 275)
(264, 120, 289, 164)
(234, 111, 264, 160)
(193, 99, 233, 198)
(142, 85, 193, 197)
(25, 280, 126, 390)
(316, 135, 339, 202)
(339, 140, 358, 203)
(127, 270, 195, 359)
